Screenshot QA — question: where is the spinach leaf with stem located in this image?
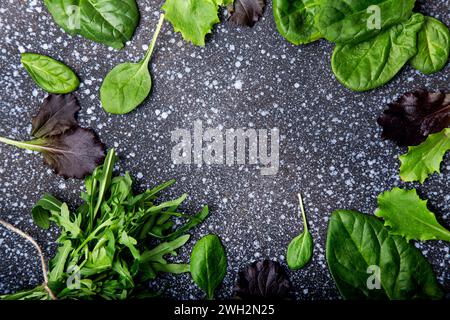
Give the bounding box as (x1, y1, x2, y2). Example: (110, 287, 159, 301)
(286, 193, 313, 270)
(100, 13, 165, 114)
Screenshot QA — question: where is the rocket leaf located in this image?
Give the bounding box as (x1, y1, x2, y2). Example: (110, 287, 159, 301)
(0, 94, 105, 179)
(162, 0, 220, 46)
(399, 128, 450, 183)
(376, 188, 450, 242)
(378, 90, 450, 147)
(228, 0, 265, 27)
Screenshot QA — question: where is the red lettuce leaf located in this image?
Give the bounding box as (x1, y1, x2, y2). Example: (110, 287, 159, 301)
(228, 0, 265, 27)
(32, 94, 80, 138)
(377, 90, 450, 146)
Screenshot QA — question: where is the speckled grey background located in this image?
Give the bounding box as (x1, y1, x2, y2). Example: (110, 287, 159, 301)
(0, 0, 449, 300)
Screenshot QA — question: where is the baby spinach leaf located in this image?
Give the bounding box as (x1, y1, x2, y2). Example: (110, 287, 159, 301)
(44, 0, 139, 49)
(376, 188, 450, 242)
(315, 0, 416, 44)
(286, 194, 313, 270)
(229, 0, 265, 27)
(410, 16, 450, 74)
(31, 94, 80, 138)
(378, 90, 450, 147)
(273, 0, 321, 45)
(332, 13, 424, 92)
(399, 128, 450, 183)
(326, 210, 443, 300)
(163, 0, 220, 46)
(100, 14, 165, 114)
(190, 234, 227, 300)
(21, 53, 79, 94)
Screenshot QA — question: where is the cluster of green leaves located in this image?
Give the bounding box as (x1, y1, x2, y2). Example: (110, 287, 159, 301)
(274, 1, 450, 91)
(44, 0, 140, 49)
(327, 187, 449, 300)
(2, 149, 210, 299)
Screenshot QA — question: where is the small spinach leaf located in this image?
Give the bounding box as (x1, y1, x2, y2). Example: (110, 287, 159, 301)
(21, 53, 79, 94)
(190, 234, 227, 299)
(316, 0, 416, 44)
(332, 13, 424, 91)
(326, 210, 443, 299)
(273, 0, 321, 45)
(286, 194, 313, 270)
(100, 14, 165, 114)
(410, 16, 450, 74)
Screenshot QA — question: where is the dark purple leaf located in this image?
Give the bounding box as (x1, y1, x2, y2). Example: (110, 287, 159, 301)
(228, 0, 265, 27)
(377, 90, 450, 146)
(32, 94, 80, 138)
(234, 259, 291, 299)
(40, 128, 105, 179)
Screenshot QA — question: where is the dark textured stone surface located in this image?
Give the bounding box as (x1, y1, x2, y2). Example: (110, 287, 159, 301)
(0, 0, 448, 300)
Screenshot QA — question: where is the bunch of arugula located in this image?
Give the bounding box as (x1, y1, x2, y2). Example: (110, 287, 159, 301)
(1, 149, 209, 300)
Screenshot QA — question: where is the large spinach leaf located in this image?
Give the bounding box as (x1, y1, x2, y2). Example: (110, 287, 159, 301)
(326, 210, 443, 300)
(44, 0, 139, 49)
(332, 13, 424, 92)
(273, 0, 321, 45)
(315, 0, 416, 44)
(410, 16, 450, 74)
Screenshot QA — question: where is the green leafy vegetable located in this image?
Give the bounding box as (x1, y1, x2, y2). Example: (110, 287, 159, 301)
(332, 13, 424, 91)
(100, 14, 165, 114)
(376, 188, 450, 242)
(0, 94, 105, 179)
(326, 210, 443, 300)
(377, 90, 450, 147)
(286, 194, 313, 270)
(399, 128, 450, 183)
(21, 53, 79, 94)
(190, 234, 227, 299)
(228, 0, 265, 27)
(410, 16, 450, 74)
(44, 0, 139, 49)
(315, 0, 416, 44)
(1, 149, 210, 300)
(273, 0, 321, 45)
(163, 0, 224, 46)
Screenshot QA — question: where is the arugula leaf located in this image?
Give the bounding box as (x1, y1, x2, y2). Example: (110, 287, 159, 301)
(286, 194, 313, 270)
(0, 94, 105, 179)
(378, 90, 450, 147)
(332, 13, 424, 92)
(315, 0, 416, 44)
(376, 188, 450, 242)
(326, 210, 443, 300)
(44, 0, 140, 49)
(399, 128, 450, 183)
(273, 0, 321, 45)
(410, 16, 450, 75)
(100, 14, 165, 114)
(229, 0, 265, 27)
(49, 203, 81, 238)
(190, 234, 227, 300)
(21, 53, 79, 94)
(49, 240, 72, 283)
(162, 0, 220, 46)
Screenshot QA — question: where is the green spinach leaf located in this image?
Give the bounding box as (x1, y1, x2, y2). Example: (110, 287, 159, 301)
(273, 0, 321, 45)
(326, 210, 443, 299)
(286, 194, 313, 270)
(332, 13, 424, 91)
(315, 0, 416, 44)
(376, 188, 450, 242)
(410, 16, 450, 74)
(100, 14, 165, 114)
(21, 53, 79, 94)
(190, 234, 227, 299)
(44, 0, 139, 49)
